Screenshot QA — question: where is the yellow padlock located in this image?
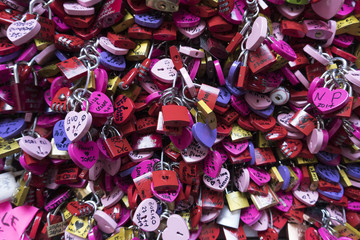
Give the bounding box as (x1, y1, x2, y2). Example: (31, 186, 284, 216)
(197, 100, 217, 130)
(106, 75, 122, 96)
(231, 123, 252, 142)
(336, 15, 360, 35)
(0, 139, 21, 158)
(126, 40, 150, 61)
(112, 9, 134, 33)
(67, 216, 90, 238)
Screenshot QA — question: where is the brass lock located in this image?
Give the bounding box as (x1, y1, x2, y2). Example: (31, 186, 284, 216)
(12, 172, 31, 206)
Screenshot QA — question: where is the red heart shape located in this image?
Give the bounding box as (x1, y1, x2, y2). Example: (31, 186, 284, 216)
(258, 228, 279, 240)
(250, 114, 276, 132)
(278, 138, 303, 158)
(265, 125, 288, 141)
(199, 222, 220, 240)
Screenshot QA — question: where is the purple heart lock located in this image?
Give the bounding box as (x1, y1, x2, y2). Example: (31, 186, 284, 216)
(0, 50, 21, 63)
(248, 141, 256, 165)
(316, 151, 341, 166)
(134, 11, 164, 29)
(0, 118, 26, 139)
(227, 61, 241, 85)
(225, 80, 246, 97)
(345, 163, 360, 180)
(249, 104, 275, 118)
(277, 165, 291, 191)
(318, 184, 344, 201)
(100, 51, 126, 71)
(315, 164, 340, 183)
(192, 122, 217, 148)
(216, 87, 231, 107)
(53, 120, 71, 151)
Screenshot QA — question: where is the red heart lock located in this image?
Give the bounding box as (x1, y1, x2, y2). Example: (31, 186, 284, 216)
(272, 210, 288, 229)
(258, 228, 279, 240)
(190, 205, 202, 229)
(250, 114, 276, 132)
(201, 188, 224, 209)
(237, 115, 257, 131)
(0, 37, 21, 56)
(318, 180, 342, 192)
(217, 122, 232, 136)
(107, 32, 136, 49)
(247, 181, 269, 196)
(179, 161, 200, 185)
(113, 95, 135, 125)
(255, 148, 276, 166)
(345, 187, 360, 201)
(305, 227, 320, 240)
(265, 125, 288, 141)
(199, 222, 220, 240)
(278, 138, 303, 159)
(283, 207, 304, 224)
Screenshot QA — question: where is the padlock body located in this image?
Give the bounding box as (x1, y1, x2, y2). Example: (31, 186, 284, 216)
(152, 170, 179, 191)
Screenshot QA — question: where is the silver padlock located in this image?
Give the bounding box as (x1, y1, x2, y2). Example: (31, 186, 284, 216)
(216, 204, 241, 229)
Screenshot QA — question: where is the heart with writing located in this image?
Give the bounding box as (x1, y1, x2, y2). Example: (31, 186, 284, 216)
(162, 214, 190, 240)
(200, 222, 220, 240)
(131, 159, 157, 179)
(68, 141, 99, 169)
(169, 127, 193, 150)
(202, 150, 222, 178)
(203, 168, 230, 191)
(53, 120, 71, 151)
(200, 208, 221, 223)
(19, 136, 51, 160)
(318, 184, 344, 201)
(178, 20, 206, 39)
(315, 164, 340, 183)
(293, 189, 318, 206)
(133, 198, 160, 232)
(113, 95, 135, 125)
(234, 168, 250, 192)
(150, 58, 177, 83)
(249, 211, 269, 231)
(248, 167, 270, 186)
(181, 140, 209, 163)
(64, 111, 92, 142)
(7, 20, 41, 46)
(311, 0, 344, 19)
(84, 91, 113, 117)
(274, 191, 293, 212)
(240, 205, 262, 226)
(312, 88, 349, 114)
(0, 118, 26, 140)
(222, 139, 248, 156)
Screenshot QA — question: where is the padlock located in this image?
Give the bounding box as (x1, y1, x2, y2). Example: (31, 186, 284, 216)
(216, 204, 241, 229)
(46, 209, 68, 238)
(225, 188, 249, 211)
(146, 0, 179, 12)
(12, 171, 31, 206)
(289, 103, 317, 136)
(152, 159, 179, 192)
(66, 215, 91, 238)
(102, 125, 132, 159)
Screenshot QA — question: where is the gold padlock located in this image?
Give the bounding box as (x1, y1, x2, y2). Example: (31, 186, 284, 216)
(112, 9, 134, 33)
(250, 187, 279, 210)
(257, 132, 271, 148)
(296, 157, 318, 165)
(337, 166, 352, 187)
(86, 71, 97, 91)
(333, 222, 360, 240)
(107, 75, 121, 96)
(38, 64, 60, 78)
(46, 211, 68, 238)
(12, 172, 31, 206)
(269, 54, 288, 72)
(225, 190, 249, 211)
(67, 216, 91, 238)
(49, 139, 70, 159)
(126, 40, 150, 61)
(308, 165, 319, 191)
(197, 100, 217, 130)
(336, 15, 360, 35)
(0, 139, 21, 158)
(231, 124, 252, 142)
(34, 38, 52, 50)
(269, 166, 284, 192)
(146, 0, 179, 12)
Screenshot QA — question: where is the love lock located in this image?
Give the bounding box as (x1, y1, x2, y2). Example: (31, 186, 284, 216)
(102, 125, 132, 159)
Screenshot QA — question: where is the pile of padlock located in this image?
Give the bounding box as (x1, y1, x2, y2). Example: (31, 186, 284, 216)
(1, 0, 360, 239)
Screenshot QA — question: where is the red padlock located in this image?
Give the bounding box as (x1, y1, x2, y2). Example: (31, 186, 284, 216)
(103, 126, 133, 159)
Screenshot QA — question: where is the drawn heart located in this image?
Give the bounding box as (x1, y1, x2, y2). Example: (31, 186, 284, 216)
(181, 140, 208, 163)
(19, 136, 51, 160)
(258, 228, 278, 240)
(274, 191, 293, 212)
(247, 167, 270, 186)
(312, 88, 349, 114)
(293, 189, 319, 207)
(311, 0, 344, 19)
(240, 204, 262, 226)
(192, 122, 217, 148)
(133, 198, 160, 232)
(84, 91, 114, 117)
(222, 139, 248, 156)
(7, 20, 41, 46)
(68, 141, 99, 169)
(74, 220, 84, 231)
(0, 118, 26, 139)
(64, 111, 92, 142)
(162, 214, 190, 240)
(203, 168, 230, 191)
(315, 164, 340, 183)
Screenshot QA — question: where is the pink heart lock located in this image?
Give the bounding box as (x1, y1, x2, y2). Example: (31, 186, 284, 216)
(83, 91, 114, 118)
(311, 0, 344, 19)
(88, 158, 103, 181)
(128, 150, 154, 162)
(150, 58, 177, 84)
(274, 191, 293, 212)
(318, 227, 338, 240)
(131, 159, 158, 179)
(247, 167, 271, 186)
(151, 180, 181, 203)
(202, 150, 222, 178)
(7, 19, 41, 46)
(203, 168, 230, 191)
(94, 68, 108, 93)
(177, 20, 206, 39)
(234, 167, 250, 192)
(102, 158, 121, 176)
(200, 208, 221, 223)
(133, 198, 160, 232)
(181, 141, 209, 163)
(246, 16, 268, 51)
(101, 186, 124, 208)
(312, 88, 349, 114)
(326, 205, 344, 226)
(240, 205, 262, 226)
(277, 112, 299, 132)
(162, 214, 190, 240)
(99, 36, 129, 56)
(173, 9, 200, 28)
(19, 136, 51, 160)
(276, 3, 304, 20)
(347, 200, 360, 211)
(293, 189, 319, 206)
(68, 141, 99, 169)
(63, 2, 95, 16)
(96, 138, 113, 161)
(245, 91, 272, 110)
(169, 127, 193, 150)
(249, 210, 269, 231)
(64, 111, 93, 142)
(222, 139, 248, 156)
(93, 210, 117, 234)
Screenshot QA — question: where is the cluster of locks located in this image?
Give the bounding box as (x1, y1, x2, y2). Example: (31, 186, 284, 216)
(0, 0, 360, 239)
